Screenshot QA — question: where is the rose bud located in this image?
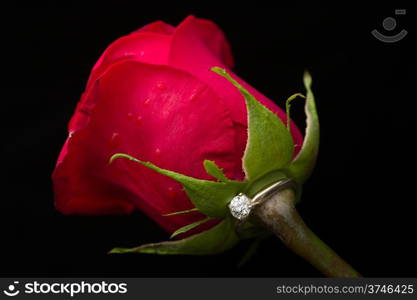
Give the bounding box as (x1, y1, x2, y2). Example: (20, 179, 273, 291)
(53, 15, 362, 277)
(52, 15, 303, 236)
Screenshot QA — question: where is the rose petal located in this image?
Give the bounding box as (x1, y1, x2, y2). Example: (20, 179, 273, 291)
(87, 32, 171, 90)
(53, 60, 241, 232)
(134, 20, 175, 35)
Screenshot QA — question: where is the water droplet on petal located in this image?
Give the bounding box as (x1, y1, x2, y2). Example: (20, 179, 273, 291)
(135, 116, 143, 126)
(156, 82, 167, 91)
(143, 98, 151, 107)
(155, 148, 161, 157)
(109, 132, 120, 147)
(127, 112, 134, 120)
(139, 50, 145, 56)
(167, 187, 176, 199)
(190, 93, 198, 102)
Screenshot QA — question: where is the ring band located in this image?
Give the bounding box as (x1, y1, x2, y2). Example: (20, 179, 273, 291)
(228, 179, 295, 221)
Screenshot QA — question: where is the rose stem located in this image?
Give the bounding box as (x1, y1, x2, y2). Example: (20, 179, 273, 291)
(253, 188, 362, 277)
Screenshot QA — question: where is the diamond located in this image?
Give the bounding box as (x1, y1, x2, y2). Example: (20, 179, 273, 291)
(228, 193, 252, 220)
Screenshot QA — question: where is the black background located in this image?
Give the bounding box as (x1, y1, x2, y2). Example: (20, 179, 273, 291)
(2, 2, 416, 277)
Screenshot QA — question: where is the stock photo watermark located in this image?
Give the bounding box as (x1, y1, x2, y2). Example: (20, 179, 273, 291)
(371, 9, 407, 43)
(2, 280, 128, 298)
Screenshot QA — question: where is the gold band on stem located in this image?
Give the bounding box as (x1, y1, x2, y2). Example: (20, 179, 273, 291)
(250, 179, 296, 207)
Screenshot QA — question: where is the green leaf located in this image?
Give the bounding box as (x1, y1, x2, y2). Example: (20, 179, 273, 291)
(285, 93, 306, 130)
(110, 217, 239, 255)
(110, 153, 245, 218)
(203, 160, 230, 182)
(211, 67, 294, 181)
(170, 217, 210, 239)
(162, 207, 199, 216)
(288, 71, 319, 184)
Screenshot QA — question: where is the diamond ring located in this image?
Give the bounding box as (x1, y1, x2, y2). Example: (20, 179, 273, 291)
(228, 179, 295, 221)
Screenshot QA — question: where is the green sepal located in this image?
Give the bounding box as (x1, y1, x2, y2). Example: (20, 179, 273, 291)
(287, 71, 319, 184)
(203, 160, 230, 182)
(285, 93, 306, 130)
(110, 153, 245, 218)
(110, 217, 239, 255)
(211, 67, 294, 182)
(170, 217, 210, 239)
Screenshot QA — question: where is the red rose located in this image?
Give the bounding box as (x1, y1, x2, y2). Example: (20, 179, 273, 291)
(53, 15, 303, 234)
